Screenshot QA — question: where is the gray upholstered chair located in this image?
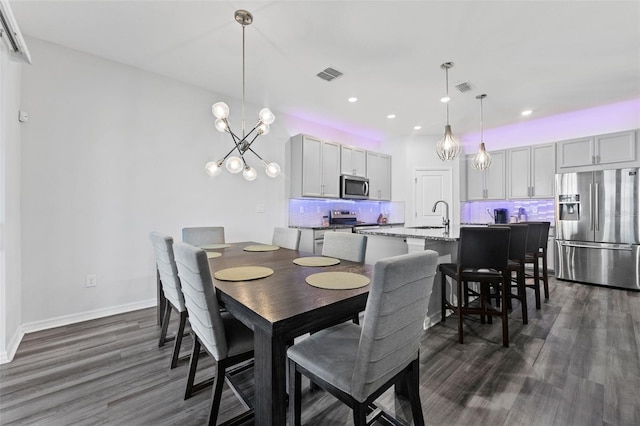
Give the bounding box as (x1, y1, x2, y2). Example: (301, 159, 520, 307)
(287, 250, 438, 426)
(272, 227, 301, 250)
(149, 232, 188, 369)
(181, 226, 225, 247)
(172, 242, 254, 426)
(322, 232, 367, 263)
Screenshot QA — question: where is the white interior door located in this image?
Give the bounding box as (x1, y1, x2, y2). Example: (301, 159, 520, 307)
(415, 169, 453, 227)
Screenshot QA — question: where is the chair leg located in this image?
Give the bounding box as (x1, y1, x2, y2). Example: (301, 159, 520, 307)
(207, 360, 227, 426)
(541, 251, 550, 300)
(533, 257, 541, 309)
(456, 278, 463, 344)
(440, 271, 447, 322)
(184, 335, 201, 400)
(170, 311, 188, 369)
(288, 359, 301, 426)
(518, 267, 528, 324)
(405, 359, 425, 426)
(501, 277, 509, 348)
(158, 299, 172, 347)
(353, 402, 367, 426)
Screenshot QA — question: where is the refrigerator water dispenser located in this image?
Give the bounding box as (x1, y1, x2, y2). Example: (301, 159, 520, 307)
(558, 194, 580, 221)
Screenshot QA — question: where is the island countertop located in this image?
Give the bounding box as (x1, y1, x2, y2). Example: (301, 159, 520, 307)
(354, 226, 459, 242)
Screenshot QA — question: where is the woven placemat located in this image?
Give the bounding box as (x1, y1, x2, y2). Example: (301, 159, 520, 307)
(293, 257, 340, 267)
(214, 266, 274, 282)
(200, 243, 231, 250)
(305, 272, 370, 290)
(206, 251, 222, 259)
(243, 244, 280, 252)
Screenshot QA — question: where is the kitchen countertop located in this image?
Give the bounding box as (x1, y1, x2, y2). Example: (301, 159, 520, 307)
(355, 226, 459, 242)
(290, 222, 404, 230)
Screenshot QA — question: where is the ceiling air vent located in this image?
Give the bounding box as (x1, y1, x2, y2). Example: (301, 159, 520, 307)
(316, 67, 343, 82)
(454, 81, 475, 93)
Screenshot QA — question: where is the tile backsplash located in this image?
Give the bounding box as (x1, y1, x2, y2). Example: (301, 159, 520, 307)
(461, 199, 555, 224)
(289, 199, 406, 227)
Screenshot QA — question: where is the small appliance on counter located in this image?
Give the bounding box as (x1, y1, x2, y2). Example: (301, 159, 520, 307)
(488, 208, 509, 224)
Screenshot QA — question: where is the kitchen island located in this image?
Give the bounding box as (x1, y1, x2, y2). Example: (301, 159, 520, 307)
(354, 226, 460, 329)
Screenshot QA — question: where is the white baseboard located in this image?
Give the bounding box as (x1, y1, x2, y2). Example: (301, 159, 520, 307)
(423, 310, 442, 330)
(0, 326, 25, 364)
(0, 298, 156, 364)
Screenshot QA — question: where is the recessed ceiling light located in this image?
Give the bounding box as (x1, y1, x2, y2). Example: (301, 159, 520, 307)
(521, 109, 533, 116)
(440, 96, 450, 103)
(387, 114, 396, 119)
(414, 125, 422, 130)
(348, 97, 358, 103)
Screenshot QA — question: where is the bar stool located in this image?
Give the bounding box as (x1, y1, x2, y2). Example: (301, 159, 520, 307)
(489, 224, 529, 324)
(536, 221, 551, 300)
(440, 227, 511, 347)
(523, 222, 544, 309)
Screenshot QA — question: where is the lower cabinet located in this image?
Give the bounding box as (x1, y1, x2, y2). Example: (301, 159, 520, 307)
(298, 228, 353, 254)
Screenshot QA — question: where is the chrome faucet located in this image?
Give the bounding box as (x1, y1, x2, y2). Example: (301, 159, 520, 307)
(432, 200, 450, 233)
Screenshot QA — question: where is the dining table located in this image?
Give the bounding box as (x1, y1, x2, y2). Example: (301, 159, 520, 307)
(204, 241, 373, 425)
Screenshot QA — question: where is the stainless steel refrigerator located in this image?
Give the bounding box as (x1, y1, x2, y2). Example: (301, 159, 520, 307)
(555, 168, 640, 290)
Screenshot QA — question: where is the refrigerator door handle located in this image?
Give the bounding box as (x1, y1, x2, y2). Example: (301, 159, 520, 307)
(560, 242, 634, 251)
(594, 183, 599, 231)
(589, 183, 594, 230)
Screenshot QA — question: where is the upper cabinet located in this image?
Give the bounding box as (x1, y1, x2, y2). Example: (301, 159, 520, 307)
(288, 134, 391, 200)
(340, 145, 366, 177)
(466, 150, 506, 200)
(366, 152, 392, 200)
(507, 143, 555, 199)
(557, 130, 637, 172)
(289, 134, 341, 198)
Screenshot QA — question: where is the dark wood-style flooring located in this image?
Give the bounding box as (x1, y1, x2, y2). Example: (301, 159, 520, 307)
(1, 277, 639, 425)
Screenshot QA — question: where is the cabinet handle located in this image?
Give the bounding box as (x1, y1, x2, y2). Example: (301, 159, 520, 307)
(531, 186, 535, 197)
(596, 155, 600, 164)
(592, 155, 595, 164)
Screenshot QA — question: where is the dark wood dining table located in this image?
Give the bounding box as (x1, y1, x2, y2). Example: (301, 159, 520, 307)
(206, 242, 373, 425)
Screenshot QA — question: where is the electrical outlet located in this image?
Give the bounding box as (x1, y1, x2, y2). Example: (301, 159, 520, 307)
(86, 274, 97, 287)
(299, 206, 304, 214)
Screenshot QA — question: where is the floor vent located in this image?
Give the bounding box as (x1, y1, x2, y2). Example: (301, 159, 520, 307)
(317, 67, 343, 82)
(454, 81, 475, 93)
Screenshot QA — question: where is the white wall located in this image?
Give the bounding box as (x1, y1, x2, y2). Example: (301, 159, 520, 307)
(17, 37, 381, 331)
(18, 37, 286, 326)
(385, 133, 462, 228)
(0, 41, 24, 362)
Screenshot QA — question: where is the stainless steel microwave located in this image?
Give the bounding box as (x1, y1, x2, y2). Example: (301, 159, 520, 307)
(340, 175, 369, 199)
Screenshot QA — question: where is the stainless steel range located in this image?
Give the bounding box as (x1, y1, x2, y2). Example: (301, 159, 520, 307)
(329, 210, 358, 226)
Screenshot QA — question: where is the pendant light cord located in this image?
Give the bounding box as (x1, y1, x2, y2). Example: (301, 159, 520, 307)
(445, 67, 450, 125)
(241, 23, 246, 139)
(480, 96, 484, 142)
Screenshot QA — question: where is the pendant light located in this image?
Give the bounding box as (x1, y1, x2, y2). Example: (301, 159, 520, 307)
(204, 10, 281, 181)
(473, 94, 493, 171)
(436, 62, 461, 161)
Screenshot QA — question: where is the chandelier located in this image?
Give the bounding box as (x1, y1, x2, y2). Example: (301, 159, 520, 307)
(472, 94, 492, 171)
(205, 10, 281, 181)
(435, 62, 461, 161)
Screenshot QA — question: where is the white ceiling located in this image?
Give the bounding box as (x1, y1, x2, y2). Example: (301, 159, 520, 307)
(9, 0, 640, 142)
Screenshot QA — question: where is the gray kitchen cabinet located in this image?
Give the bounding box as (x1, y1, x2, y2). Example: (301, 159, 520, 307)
(366, 151, 391, 200)
(340, 145, 366, 177)
(556, 130, 637, 172)
(466, 150, 506, 200)
(507, 143, 555, 199)
(289, 134, 341, 198)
